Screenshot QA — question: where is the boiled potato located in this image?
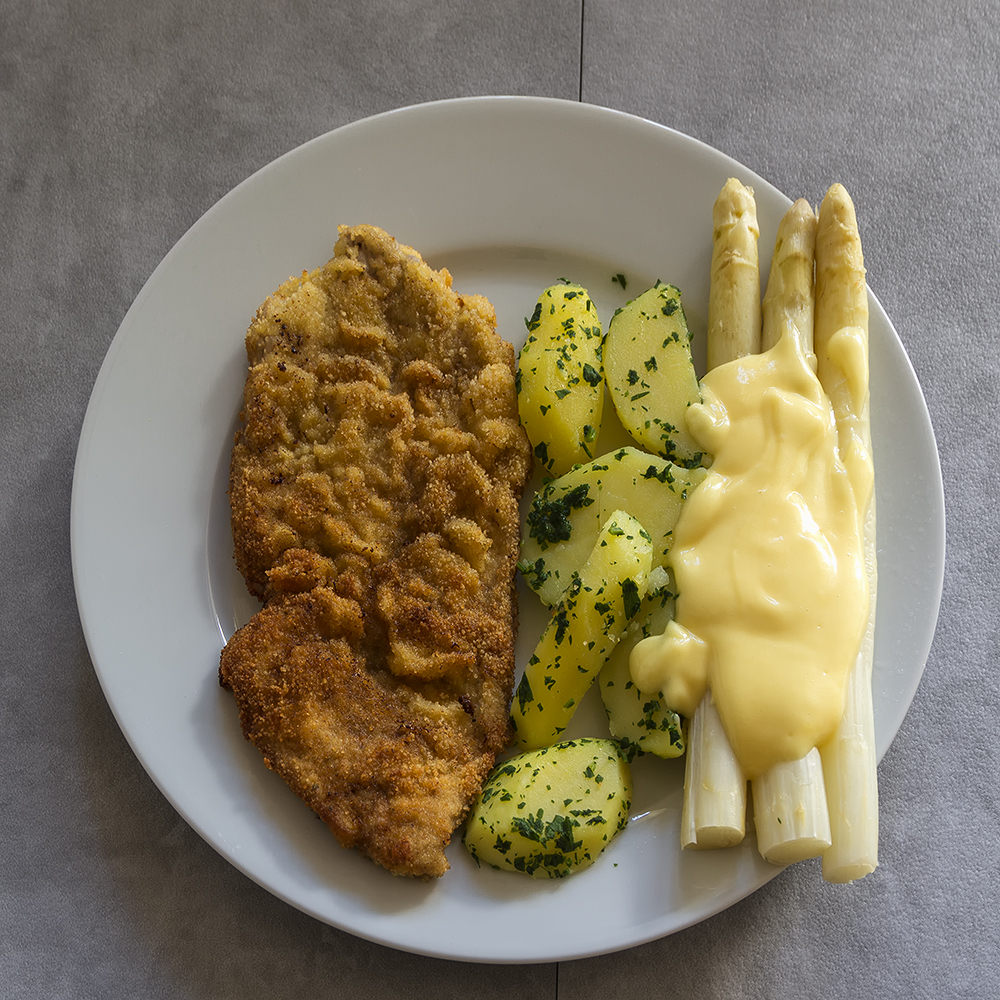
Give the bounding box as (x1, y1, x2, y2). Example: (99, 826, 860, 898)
(516, 283, 604, 476)
(599, 566, 685, 762)
(512, 510, 652, 751)
(463, 738, 631, 878)
(604, 282, 704, 467)
(518, 446, 706, 607)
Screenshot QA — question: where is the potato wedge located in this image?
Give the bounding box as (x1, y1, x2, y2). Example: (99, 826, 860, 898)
(512, 510, 652, 751)
(604, 282, 704, 467)
(598, 566, 684, 762)
(519, 446, 706, 607)
(516, 283, 604, 476)
(463, 738, 631, 878)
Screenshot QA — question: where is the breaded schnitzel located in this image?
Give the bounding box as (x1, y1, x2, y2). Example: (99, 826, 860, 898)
(220, 225, 532, 878)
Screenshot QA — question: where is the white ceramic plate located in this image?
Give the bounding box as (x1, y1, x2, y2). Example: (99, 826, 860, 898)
(71, 97, 945, 964)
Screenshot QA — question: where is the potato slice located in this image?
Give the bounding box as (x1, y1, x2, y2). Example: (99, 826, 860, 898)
(463, 738, 631, 878)
(598, 566, 685, 762)
(512, 510, 652, 751)
(516, 283, 604, 476)
(519, 447, 705, 607)
(604, 282, 704, 467)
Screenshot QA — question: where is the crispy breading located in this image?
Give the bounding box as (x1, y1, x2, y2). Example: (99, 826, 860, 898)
(220, 225, 532, 877)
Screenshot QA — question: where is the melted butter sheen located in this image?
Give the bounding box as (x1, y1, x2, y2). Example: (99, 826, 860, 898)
(629, 330, 870, 779)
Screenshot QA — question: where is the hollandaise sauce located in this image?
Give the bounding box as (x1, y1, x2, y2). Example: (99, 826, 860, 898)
(630, 327, 872, 780)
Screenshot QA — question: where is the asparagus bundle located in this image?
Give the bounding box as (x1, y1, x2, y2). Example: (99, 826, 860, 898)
(680, 181, 878, 880)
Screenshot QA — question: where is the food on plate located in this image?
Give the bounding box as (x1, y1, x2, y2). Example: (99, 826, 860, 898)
(512, 511, 652, 752)
(463, 738, 631, 878)
(508, 177, 878, 884)
(629, 180, 878, 881)
(603, 282, 704, 467)
(219, 224, 533, 878)
(516, 282, 604, 476)
(518, 447, 705, 608)
(597, 566, 684, 762)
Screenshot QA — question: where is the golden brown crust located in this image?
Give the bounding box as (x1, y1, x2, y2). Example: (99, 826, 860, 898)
(220, 225, 531, 877)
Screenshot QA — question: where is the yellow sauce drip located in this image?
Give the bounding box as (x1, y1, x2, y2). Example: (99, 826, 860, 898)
(630, 329, 870, 778)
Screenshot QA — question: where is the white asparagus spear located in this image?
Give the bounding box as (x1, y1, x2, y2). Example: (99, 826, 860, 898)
(813, 183, 879, 883)
(760, 198, 817, 354)
(750, 198, 834, 866)
(752, 747, 832, 864)
(681, 694, 746, 849)
(708, 178, 762, 370)
(679, 178, 759, 849)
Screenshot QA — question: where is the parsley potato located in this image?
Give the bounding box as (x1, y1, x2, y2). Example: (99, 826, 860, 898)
(603, 282, 704, 467)
(599, 566, 685, 762)
(516, 283, 604, 476)
(512, 510, 652, 751)
(463, 738, 632, 878)
(519, 446, 706, 607)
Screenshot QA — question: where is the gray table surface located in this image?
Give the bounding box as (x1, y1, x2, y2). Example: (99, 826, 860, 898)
(3, 1, 997, 997)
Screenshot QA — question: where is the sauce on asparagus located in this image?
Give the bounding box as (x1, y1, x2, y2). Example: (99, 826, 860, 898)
(629, 327, 872, 778)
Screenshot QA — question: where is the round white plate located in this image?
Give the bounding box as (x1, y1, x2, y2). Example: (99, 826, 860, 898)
(71, 97, 945, 964)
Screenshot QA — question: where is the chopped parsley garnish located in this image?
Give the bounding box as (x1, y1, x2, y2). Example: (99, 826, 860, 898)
(525, 483, 593, 547)
(517, 557, 550, 586)
(621, 577, 642, 620)
(525, 301, 542, 332)
(515, 673, 534, 714)
(552, 604, 572, 643)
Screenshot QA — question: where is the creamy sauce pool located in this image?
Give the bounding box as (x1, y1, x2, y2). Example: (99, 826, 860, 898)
(630, 328, 871, 778)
